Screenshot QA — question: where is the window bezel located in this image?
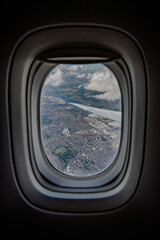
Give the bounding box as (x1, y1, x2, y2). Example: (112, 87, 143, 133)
(30, 60, 129, 189)
(9, 25, 146, 212)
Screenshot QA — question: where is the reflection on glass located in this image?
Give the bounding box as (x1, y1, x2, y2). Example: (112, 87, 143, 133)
(40, 63, 122, 177)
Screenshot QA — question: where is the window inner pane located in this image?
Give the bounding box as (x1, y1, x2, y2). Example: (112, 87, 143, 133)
(40, 63, 122, 177)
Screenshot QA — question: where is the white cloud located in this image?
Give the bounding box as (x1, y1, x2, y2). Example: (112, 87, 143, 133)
(94, 91, 120, 101)
(68, 65, 79, 71)
(77, 73, 85, 78)
(69, 71, 78, 76)
(86, 73, 93, 79)
(68, 65, 84, 72)
(85, 69, 120, 101)
(45, 68, 64, 86)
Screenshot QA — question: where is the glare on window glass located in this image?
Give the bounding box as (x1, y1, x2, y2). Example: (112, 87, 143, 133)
(40, 63, 122, 177)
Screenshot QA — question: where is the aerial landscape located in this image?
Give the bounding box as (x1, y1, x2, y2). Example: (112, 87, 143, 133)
(40, 63, 122, 177)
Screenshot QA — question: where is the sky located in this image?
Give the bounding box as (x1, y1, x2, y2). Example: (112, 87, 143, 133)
(45, 63, 121, 101)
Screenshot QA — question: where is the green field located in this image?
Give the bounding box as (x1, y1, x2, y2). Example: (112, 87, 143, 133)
(53, 146, 74, 163)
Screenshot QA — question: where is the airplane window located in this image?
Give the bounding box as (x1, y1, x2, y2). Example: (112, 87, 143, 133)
(9, 26, 146, 211)
(40, 63, 122, 177)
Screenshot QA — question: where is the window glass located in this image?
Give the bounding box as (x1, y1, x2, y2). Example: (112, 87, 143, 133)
(40, 63, 122, 177)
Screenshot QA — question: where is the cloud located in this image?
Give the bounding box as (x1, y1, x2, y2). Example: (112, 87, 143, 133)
(45, 68, 64, 86)
(85, 69, 121, 101)
(69, 71, 78, 76)
(68, 65, 84, 72)
(94, 91, 120, 101)
(77, 73, 85, 78)
(86, 73, 93, 79)
(68, 65, 79, 71)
